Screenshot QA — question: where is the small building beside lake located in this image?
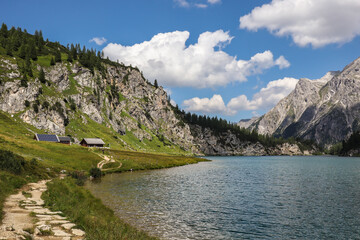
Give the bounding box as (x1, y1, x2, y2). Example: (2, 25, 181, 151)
(80, 138, 105, 148)
(58, 136, 71, 145)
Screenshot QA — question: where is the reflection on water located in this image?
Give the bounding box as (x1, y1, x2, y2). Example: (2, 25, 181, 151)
(86, 156, 360, 239)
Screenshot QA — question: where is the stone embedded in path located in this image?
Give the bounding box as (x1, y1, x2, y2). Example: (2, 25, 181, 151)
(24, 206, 43, 210)
(36, 214, 53, 221)
(72, 228, 86, 236)
(35, 221, 47, 226)
(53, 229, 72, 237)
(61, 223, 76, 230)
(33, 209, 62, 215)
(52, 215, 67, 220)
(49, 220, 70, 225)
(37, 224, 51, 232)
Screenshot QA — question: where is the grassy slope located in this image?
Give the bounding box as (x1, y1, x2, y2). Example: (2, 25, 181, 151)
(0, 111, 101, 171)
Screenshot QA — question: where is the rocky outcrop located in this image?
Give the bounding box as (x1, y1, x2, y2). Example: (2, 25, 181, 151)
(190, 125, 304, 156)
(246, 57, 360, 146)
(0, 56, 199, 153)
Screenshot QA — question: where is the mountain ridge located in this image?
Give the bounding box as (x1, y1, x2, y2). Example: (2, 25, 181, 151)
(244, 57, 360, 146)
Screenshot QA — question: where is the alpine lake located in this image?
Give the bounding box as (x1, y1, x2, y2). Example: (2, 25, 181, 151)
(86, 156, 360, 239)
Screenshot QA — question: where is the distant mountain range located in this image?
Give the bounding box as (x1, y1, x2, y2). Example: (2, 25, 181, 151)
(240, 57, 360, 147)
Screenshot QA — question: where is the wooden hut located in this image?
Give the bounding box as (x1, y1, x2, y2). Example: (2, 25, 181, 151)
(58, 136, 71, 145)
(80, 138, 105, 147)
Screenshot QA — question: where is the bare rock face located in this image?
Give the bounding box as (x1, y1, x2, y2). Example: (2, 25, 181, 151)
(237, 117, 259, 129)
(247, 57, 360, 146)
(190, 125, 304, 156)
(0, 81, 39, 113)
(0, 57, 199, 153)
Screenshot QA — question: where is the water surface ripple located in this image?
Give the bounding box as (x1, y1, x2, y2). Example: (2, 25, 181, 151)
(86, 156, 360, 239)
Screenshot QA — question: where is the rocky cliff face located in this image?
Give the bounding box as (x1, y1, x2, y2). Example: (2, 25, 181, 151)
(190, 125, 304, 156)
(247, 57, 360, 146)
(0, 56, 199, 153)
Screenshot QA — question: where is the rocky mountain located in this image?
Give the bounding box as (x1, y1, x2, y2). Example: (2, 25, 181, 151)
(0, 25, 311, 156)
(238, 117, 259, 129)
(246, 57, 360, 146)
(189, 124, 304, 156)
(0, 56, 200, 154)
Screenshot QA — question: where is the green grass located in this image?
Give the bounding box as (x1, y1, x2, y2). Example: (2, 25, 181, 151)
(102, 161, 121, 169)
(36, 55, 52, 67)
(0, 111, 101, 171)
(0, 171, 27, 222)
(103, 149, 208, 173)
(43, 178, 157, 240)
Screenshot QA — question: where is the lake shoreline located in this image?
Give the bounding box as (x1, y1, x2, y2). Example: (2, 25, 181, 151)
(86, 156, 360, 239)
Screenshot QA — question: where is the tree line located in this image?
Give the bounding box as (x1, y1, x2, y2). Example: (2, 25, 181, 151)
(0, 22, 119, 79)
(171, 105, 296, 148)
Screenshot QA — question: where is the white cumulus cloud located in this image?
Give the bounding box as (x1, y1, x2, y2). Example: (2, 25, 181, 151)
(102, 30, 289, 88)
(182, 77, 298, 115)
(239, 0, 360, 48)
(227, 77, 298, 111)
(183, 94, 236, 115)
(89, 37, 107, 46)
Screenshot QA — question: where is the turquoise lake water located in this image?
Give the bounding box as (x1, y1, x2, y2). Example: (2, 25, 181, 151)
(86, 156, 360, 239)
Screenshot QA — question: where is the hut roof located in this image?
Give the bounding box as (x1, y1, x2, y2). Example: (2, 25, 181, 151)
(82, 138, 105, 145)
(58, 136, 71, 142)
(35, 134, 59, 142)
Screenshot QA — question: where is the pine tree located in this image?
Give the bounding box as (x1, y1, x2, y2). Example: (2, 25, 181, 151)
(54, 50, 61, 62)
(67, 53, 73, 62)
(5, 42, 13, 56)
(50, 57, 55, 66)
(39, 68, 46, 84)
(29, 40, 37, 60)
(20, 74, 28, 88)
(25, 55, 33, 77)
(70, 44, 77, 60)
(19, 45, 27, 59)
(12, 31, 21, 51)
(154, 79, 158, 88)
(0, 23, 8, 38)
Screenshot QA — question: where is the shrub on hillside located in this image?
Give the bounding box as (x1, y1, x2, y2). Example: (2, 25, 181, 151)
(70, 170, 87, 186)
(89, 167, 102, 179)
(0, 150, 26, 174)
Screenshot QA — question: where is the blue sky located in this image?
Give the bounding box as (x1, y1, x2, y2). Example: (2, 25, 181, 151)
(2, 0, 360, 122)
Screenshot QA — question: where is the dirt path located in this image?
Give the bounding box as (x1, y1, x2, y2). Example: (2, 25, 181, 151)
(0, 179, 85, 240)
(97, 154, 122, 171)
